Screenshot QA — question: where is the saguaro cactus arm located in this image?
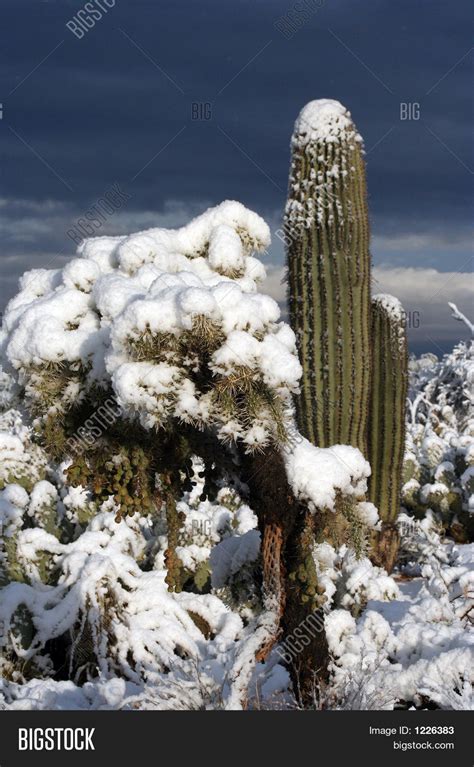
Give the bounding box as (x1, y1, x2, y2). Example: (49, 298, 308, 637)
(369, 293, 408, 571)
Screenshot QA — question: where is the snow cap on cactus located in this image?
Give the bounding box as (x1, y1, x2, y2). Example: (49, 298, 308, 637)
(292, 99, 363, 147)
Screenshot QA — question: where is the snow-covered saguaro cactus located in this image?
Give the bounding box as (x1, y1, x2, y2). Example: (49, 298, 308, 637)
(285, 99, 371, 454)
(369, 295, 408, 570)
(285, 100, 410, 571)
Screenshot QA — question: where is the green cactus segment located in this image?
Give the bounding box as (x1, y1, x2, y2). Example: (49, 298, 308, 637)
(369, 294, 408, 523)
(285, 99, 371, 453)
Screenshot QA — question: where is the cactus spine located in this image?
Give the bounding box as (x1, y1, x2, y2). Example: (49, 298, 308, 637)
(368, 295, 408, 569)
(285, 99, 371, 454)
(285, 100, 409, 571)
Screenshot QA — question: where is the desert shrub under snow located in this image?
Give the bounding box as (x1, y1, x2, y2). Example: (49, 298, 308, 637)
(403, 341, 474, 540)
(326, 534, 473, 710)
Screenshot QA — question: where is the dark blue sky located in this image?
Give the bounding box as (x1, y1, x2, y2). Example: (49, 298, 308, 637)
(1, 0, 472, 354)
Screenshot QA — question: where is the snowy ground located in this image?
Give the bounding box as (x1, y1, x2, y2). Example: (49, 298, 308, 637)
(0, 535, 472, 711)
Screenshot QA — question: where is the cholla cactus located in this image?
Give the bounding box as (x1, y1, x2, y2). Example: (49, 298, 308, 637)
(0, 367, 17, 412)
(2, 202, 300, 461)
(0, 201, 379, 704)
(0, 410, 47, 491)
(0, 482, 59, 673)
(0, 484, 30, 586)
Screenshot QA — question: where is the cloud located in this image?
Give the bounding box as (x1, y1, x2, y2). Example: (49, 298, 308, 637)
(262, 263, 474, 354)
(373, 265, 473, 352)
(372, 265, 473, 306)
(0, 197, 209, 244)
(0, 198, 211, 310)
(372, 232, 474, 253)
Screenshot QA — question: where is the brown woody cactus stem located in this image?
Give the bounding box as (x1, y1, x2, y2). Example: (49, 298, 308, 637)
(241, 446, 329, 703)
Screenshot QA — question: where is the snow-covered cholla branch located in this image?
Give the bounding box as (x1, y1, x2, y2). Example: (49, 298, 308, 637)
(2, 202, 290, 446)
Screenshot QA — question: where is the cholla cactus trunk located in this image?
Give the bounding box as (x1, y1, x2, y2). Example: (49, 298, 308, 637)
(241, 446, 329, 701)
(369, 294, 408, 571)
(285, 100, 371, 454)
